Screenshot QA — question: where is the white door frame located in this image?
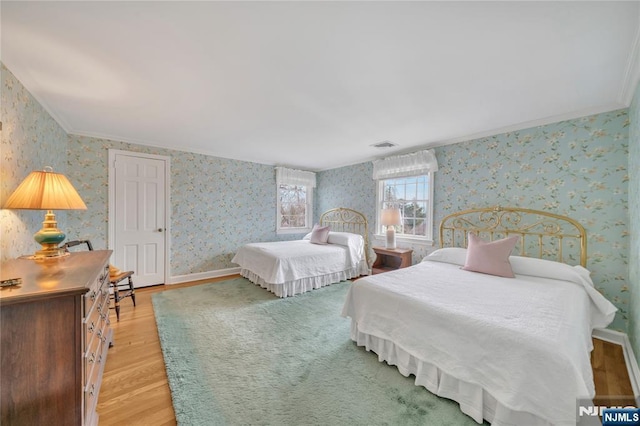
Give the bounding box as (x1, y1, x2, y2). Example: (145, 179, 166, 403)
(108, 149, 171, 284)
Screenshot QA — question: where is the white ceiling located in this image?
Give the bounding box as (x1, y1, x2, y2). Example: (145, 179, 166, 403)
(2, 1, 639, 171)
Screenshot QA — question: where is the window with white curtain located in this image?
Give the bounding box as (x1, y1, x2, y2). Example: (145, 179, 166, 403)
(275, 167, 316, 234)
(373, 150, 438, 241)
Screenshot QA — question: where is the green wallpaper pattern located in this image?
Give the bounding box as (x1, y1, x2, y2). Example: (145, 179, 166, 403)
(1, 64, 69, 261)
(66, 135, 303, 277)
(2, 59, 632, 334)
(319, 109, 630, 331)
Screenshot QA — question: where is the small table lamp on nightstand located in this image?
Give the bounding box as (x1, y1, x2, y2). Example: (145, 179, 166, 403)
(380, 208, 402, 249)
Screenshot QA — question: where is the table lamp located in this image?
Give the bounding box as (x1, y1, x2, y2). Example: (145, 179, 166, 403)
(381, 208, 402, 249)
(3, 167, 87, 258)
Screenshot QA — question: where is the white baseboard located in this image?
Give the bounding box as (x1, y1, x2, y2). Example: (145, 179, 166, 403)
(168, 267, 241, 285)
(592, 328, 640, 398)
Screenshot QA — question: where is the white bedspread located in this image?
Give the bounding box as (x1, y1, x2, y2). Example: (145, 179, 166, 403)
(232, 238, 367, 297)
(342, 256, 617, 425)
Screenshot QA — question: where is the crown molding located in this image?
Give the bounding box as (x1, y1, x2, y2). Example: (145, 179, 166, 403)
(319, 103, 626, 172)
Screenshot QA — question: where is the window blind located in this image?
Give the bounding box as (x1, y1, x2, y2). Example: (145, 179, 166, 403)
(275, 166, 316, 188)
(372, 149, 438, 180)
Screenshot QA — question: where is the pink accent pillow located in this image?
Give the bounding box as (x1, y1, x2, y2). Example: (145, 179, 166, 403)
(462, 233, 519, 278)
(309, 224, 330, 245)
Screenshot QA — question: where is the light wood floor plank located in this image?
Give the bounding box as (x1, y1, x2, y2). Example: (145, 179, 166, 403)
(97, 276, 635, 425)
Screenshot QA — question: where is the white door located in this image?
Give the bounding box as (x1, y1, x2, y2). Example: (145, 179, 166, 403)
(109, 151, 168, 287)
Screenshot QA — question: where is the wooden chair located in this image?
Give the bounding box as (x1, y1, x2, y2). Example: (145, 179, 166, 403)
(108, 269, 136, 321)
(62, 240, 136, 321)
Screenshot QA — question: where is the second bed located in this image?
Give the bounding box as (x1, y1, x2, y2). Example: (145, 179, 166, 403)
(232, 208, 370, 297)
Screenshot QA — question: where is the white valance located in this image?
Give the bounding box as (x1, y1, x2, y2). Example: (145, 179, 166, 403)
(275, 167, 316, 188)
(372, 149, 438, 180)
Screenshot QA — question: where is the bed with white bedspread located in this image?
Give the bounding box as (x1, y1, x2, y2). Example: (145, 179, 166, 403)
(232, 208, 370, 297)
(341, 206, 617, 426)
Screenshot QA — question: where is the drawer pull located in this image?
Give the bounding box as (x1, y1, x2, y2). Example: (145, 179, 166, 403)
(88, 353, 95, 364)
(89, 384, 96, 396)
(88, 322, 95, 333)
(90, 290, 96, 302)
(97, 329, 103, 339)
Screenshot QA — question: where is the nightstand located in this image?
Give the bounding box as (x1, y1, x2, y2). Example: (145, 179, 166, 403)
(372, 247, 413, 274)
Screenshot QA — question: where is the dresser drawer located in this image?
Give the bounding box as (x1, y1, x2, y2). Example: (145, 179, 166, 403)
(84, 350, 101, 426)
(84, 278, 109, 345)
(84, 335, 101, 384)
(0, 250, 112, 426)
(84, 266, 109, 316)
(84, 302, 101, 347)
(83, 261, 112, 426)
(84, 323, 110, 426)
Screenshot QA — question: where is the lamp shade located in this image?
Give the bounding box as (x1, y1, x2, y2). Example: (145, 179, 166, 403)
(3, 168, 87, 210)
(380, 208, 402, 226)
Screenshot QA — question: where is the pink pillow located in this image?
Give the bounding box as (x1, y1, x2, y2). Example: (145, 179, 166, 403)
(462, 233, 519, 278)
(309, 224, 330, 245)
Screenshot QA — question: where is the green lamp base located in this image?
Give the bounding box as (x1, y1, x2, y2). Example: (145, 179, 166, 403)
(32, 210, 68, 259)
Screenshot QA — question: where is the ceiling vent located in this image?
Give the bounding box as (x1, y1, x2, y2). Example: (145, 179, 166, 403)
(371, 140, 397, 149)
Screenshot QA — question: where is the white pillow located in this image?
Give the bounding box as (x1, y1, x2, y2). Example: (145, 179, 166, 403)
(424, 247, 468, 266)
(327, 232, 365, 266)
(426, 249, 594, 287)
(509, 256, 595, 287)
(303, 230, 363, 249)
(327, 231, 362, 247)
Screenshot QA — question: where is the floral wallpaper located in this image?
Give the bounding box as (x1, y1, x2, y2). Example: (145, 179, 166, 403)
(316, 162, 432, 265)
(1, 64, 69, 261)
(319, 110, 630, 332)
(2, 60, 631, 333)
(0, 59, 305, 278)
(316, 162, 378, 263)
(435, 110, 629, 331)
(628, 82, 640, 364)
(66, 135, 303, 277)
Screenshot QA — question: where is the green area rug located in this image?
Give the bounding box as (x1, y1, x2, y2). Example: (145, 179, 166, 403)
(152, 278, 479, 425)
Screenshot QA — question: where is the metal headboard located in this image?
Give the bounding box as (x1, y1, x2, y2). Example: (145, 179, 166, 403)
(439, 206, 587, 267)
(319, 207, 371, 268)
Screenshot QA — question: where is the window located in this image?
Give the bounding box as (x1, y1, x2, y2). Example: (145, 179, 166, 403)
(377, 174, 433, 240)
(277, 183, 312, 232)
(372, 149, 438, 242)
(275, 167, 315, 234)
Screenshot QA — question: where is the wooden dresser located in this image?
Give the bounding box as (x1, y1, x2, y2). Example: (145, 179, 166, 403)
(0, 250, 113, 426)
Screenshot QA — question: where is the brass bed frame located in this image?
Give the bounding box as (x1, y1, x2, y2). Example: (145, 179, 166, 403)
(439, 206, 587, 267)
(319, 207, 371, 267)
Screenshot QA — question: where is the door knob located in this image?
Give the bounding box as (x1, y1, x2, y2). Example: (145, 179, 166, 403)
(157, 228, 164, 232)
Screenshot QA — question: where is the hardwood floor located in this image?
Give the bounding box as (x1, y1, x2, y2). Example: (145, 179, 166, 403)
(97, 277, 229, 426)
(97, 277, 636, 425)
(592, 338, 636, 407)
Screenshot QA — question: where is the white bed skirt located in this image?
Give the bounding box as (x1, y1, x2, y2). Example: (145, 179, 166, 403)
(240, 266, 363, 298)
(349, 320, 594, 426)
